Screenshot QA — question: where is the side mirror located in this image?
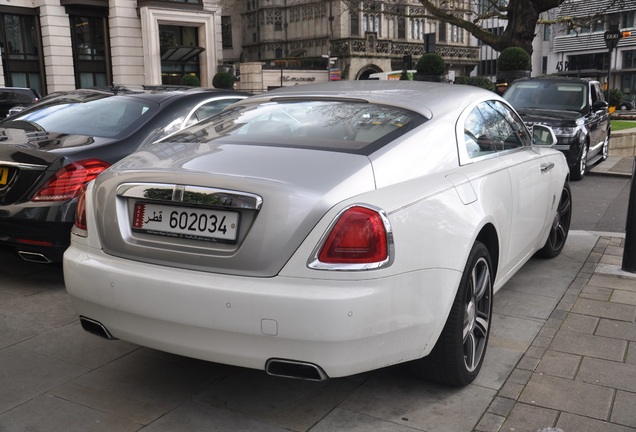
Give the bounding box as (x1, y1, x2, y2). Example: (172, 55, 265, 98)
(532, 124, 557, 146)
(592, 100, 609, 111)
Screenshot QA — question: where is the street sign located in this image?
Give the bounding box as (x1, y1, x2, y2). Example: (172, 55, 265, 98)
(605, 30, 623, 50)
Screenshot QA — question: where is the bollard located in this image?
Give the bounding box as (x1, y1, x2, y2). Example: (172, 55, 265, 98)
(622, 157, 636, 272)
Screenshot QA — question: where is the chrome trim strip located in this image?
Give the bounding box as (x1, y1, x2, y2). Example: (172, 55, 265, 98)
(116, 182, 263, 210)
(0, 161, 47, 170)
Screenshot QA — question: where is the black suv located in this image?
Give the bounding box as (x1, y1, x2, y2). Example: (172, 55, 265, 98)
(503, 77, 610, 180)
(0, 87, 41, 118)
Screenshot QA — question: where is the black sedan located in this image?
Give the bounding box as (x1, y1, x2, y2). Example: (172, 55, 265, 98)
(0, 87, 248, 263)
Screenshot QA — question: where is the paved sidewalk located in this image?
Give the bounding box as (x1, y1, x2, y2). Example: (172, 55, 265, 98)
(475, 233, 636, 432)
(590, 156, 634, 177)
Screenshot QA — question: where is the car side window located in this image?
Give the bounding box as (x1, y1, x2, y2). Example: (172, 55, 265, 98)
(463, 101, 526, 160)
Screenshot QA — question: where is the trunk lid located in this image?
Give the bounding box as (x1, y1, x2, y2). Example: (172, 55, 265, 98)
(95, 141, 377, 276)
(0, 129, 116, 204)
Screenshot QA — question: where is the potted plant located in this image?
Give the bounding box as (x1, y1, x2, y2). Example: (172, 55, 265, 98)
(212, 72, 235, 89)
(179, 74, 200, 87)
(496, 47, 531, 85)
(608, 88, 623, 113)
(415, 53, 446, 82)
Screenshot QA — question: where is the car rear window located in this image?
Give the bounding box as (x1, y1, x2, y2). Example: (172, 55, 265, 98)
(163, 100, 426, 155)
(0, 89, 37, 104)
(6, 96, 157, 138)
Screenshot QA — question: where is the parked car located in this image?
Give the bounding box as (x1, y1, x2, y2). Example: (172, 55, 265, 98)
(0, 87, 41, 117)
(0, 87, 249, 263)
(63, 81, 571, 387)
(619, 99, 635, 111)
(503, 77, 610, 180)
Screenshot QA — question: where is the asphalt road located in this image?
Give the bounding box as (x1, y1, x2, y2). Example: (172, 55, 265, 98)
(570, 174, 632, 233)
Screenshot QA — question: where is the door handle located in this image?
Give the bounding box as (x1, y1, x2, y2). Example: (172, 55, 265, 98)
(541, 162, 555, 172)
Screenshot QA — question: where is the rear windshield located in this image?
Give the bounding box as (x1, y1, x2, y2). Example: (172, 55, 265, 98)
(163, 100, 426, 155)
(504, 81, 588, 112)
(0, 89, 37, 104)
(4, 96, 157, 138)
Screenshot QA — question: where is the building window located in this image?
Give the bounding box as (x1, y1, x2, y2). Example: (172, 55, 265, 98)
(542, 56, 548, 74)
(410, 19, 424, 40)
(159, 25, 200, 85)
(478, 59, 497, 76)
(624, 11, 635, 28)
(439, 22, 446, 42)
(543, 24, 550, 41)
(398, 16, 405, 39)
(363, 13, 380, 34)
(70, 15, 110, 89)
(450, 25, 463, 43)
(0, 13, 45, 95)
(351, 12, 360, 36)
(624, 50, 636, 69)
(221, 16, 232, 48)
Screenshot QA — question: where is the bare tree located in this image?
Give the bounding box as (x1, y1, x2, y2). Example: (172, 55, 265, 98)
(342, 0, 629, 55)
(412, 0, 565, 54)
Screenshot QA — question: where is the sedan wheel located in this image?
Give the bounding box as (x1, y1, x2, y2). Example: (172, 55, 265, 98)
(571, 143, 588, 181)
(537, 182, 572, 258)
(410, 241, 492, 386)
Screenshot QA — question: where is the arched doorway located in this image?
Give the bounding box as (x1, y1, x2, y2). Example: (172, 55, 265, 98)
(356, 64, 383, 80)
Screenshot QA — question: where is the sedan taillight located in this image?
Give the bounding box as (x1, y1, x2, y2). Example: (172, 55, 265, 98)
(317, 206, 389, 264)
(32, 159, 110, 202)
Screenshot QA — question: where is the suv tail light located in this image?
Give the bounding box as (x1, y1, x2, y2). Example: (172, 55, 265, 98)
(32, 159, 110, 202)
(314, 205, 391, 267)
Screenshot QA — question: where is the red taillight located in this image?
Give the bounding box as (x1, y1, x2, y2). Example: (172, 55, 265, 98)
(318, 206, 388, 264)
(74, 183, 88, 231)
(32, 159, 110, 202)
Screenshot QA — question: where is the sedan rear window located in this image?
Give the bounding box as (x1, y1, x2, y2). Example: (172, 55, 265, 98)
(5, 97, 157, 138)
(164, 100, 426, 155)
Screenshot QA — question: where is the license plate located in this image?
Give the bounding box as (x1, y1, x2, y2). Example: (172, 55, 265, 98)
(0, 167, 8, 185)
(132, 202, 239, 243)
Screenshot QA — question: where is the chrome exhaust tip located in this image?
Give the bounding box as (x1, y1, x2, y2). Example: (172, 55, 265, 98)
(17, 251, 53, 264)
(265, 358, 328, 381)
(79, 316, 117, 340)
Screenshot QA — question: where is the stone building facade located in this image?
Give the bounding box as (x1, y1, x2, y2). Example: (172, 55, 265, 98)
(0, 0, 225, 96)
(222, 0, 480, 92)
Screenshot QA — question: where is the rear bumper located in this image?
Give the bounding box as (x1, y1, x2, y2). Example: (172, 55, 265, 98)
(63, 244, 461, 378)
(0, 202, 74, 262)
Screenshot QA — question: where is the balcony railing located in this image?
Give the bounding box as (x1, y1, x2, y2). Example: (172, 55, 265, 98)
(331, 37, 480, 65)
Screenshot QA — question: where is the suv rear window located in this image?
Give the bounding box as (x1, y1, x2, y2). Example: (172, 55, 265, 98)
(504, 81, 588, 112)
(0, 88, 39, 104)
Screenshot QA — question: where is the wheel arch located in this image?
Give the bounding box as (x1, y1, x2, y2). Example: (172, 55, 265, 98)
(475, 222, 499, 281)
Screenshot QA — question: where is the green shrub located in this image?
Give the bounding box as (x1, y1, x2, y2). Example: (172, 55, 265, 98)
(608, 88, 623, 106)
(415, 53, 446, 76)
(212, 72, 234, 89)
(497, 47, 531, 71)
(454, 75, 495, 91)
(179, 74, 200, 86)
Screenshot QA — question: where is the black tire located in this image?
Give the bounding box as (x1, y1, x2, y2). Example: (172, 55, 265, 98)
(537, 182, 572, 259)
(570, 142, 588, 181)
(410, 241, 493, 386)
